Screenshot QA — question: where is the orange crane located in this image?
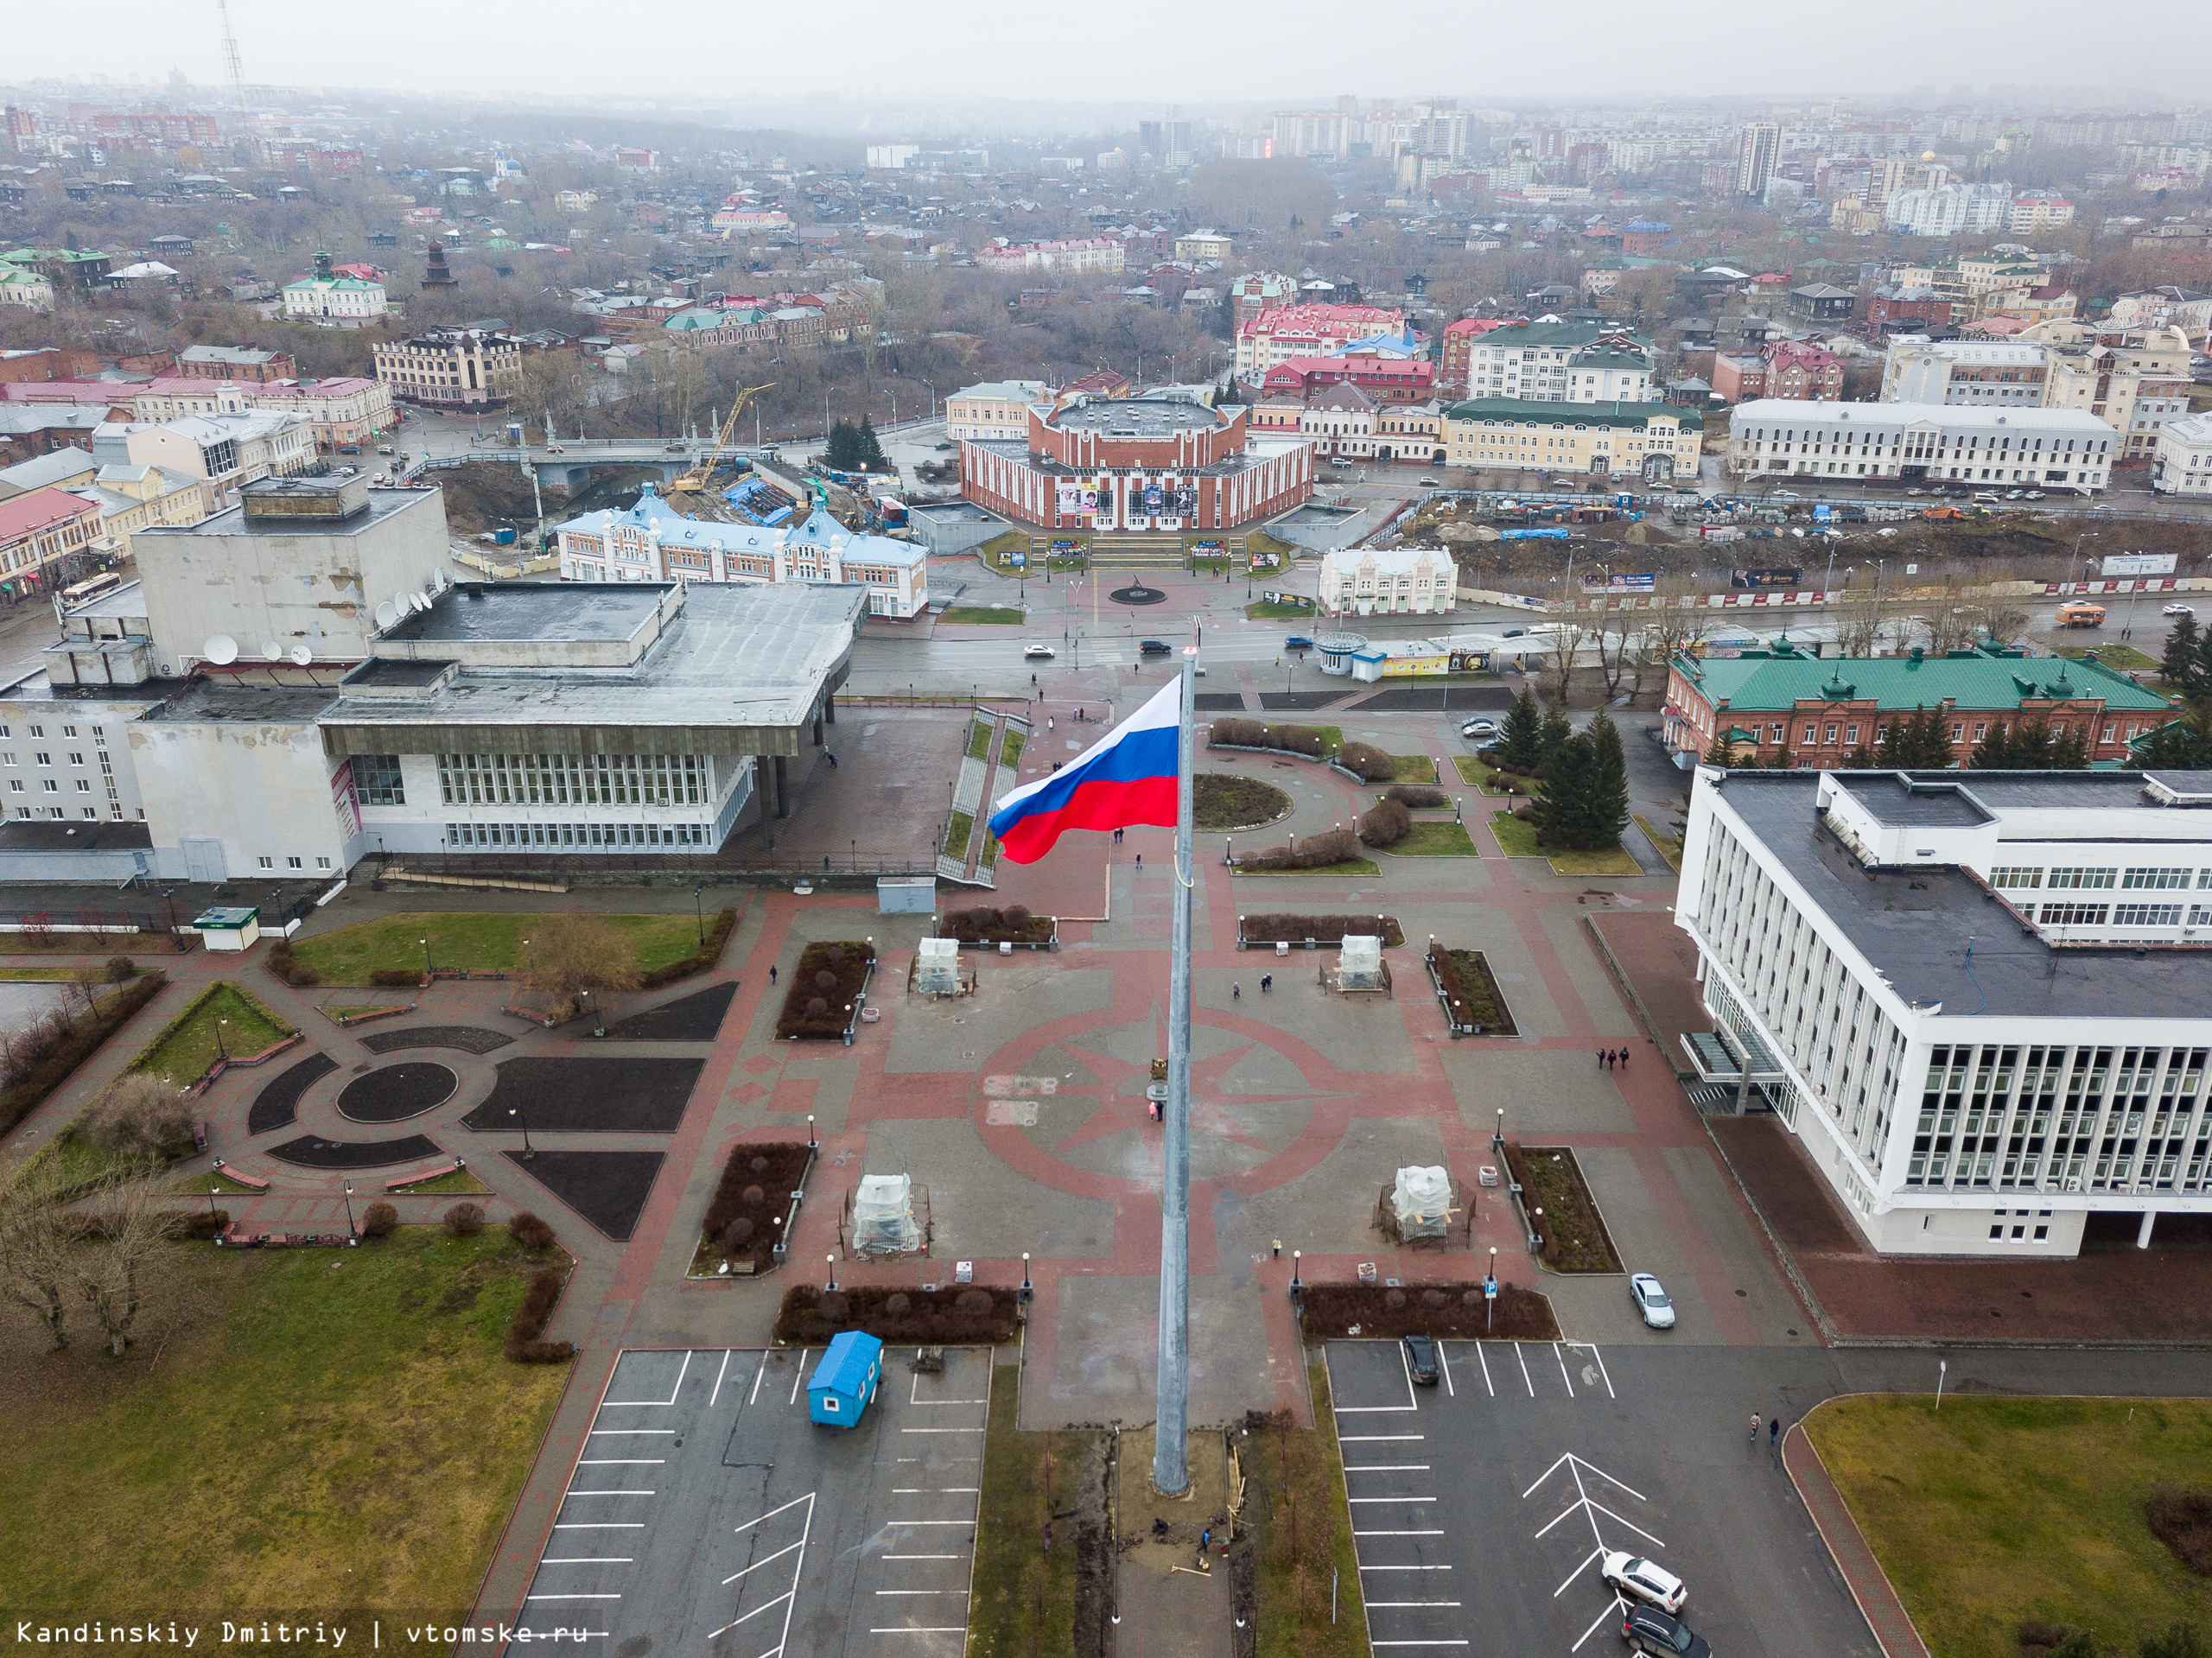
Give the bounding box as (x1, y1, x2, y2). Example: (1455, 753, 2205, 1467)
(668, 382, 775, 494)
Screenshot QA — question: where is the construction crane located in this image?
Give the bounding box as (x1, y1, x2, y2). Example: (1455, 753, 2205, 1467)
(216, 0, 249, 115)
(668, 382, 775, 495)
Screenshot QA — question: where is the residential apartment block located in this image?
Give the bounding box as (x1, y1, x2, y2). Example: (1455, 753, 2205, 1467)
(2026, 320, 2196, 461)
(1232, 302, 1408, 379)
(1881, 338, 2050, 405)
(1726, 400, 2116, 490)
(123, 376, 396, 452)
(1456, 321, 1654, 404)
(2154, 412, 2212, 497)
(1676, 765, 2212, 1256)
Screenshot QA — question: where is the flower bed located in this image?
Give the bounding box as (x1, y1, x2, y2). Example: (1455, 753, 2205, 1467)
(1206, 717, 1328, 759)
(691, 1140, 813, 1275)
(1296, 1280, 1559, 1341)
(1193, 772, 1294, 831)
(1502, 1141, 1622, 1274)
(940, 905, 1057, 947)
(775, 1281, 1021, 1344)
(1237, 914, 1405, 948)
(1427, 945, 1517, 1036)
(773, 941, 877, 1040)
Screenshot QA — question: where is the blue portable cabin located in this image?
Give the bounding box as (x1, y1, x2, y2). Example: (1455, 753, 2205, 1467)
(807, 1331, 883, 1427)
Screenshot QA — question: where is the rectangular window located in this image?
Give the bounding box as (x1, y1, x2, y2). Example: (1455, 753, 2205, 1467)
(316, 856, 332, 869)
(2040, 902, 2109, 926)
(2048, 867, 2117, 890)
(353, 753, 406, 806)
(257, 855, 274, 870)
(1991, 867, 2044, 889)
(2122, 867, 2191, 890)
(1846, 726, 1859, 745)
(286, 855, 303, 870)
(2113, 904, 2183, 927)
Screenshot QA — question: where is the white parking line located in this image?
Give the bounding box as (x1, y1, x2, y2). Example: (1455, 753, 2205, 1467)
(712, 1491, 814, 1656)
(723, 1541, 805, 1585)
(1344, 1464, 1431, 1472)
(576, 1458, 664, 1465)
(1553, 1343, 1575, 1397)
(604, 1350, 690, 1407)
(1566, 1343, 1616, 1400)
(1571, 1598, 1631, 1653)
(1474, 1344, 1494, 1398)
(1367, 1601, 1463, 1609)
(886, 1520, 974, 1526)
(717, 1591, 791, 1630)
(562, 1490, 655, 1497)
(891, 1488, 982, 1494)
(900, 1426, 987, 1433)
(1351, 1528, 1446, 1537)
(788, 1350, 806, 1407)
(526, 1594, 621, 1602)
(1358, 1565, 1453, 1572)
(552, 1523, 644, 1530)
(1337, 1345, 1421, 1413)
(1513, 1343, 1534, 1396)
(709, 1349, 732, 1407)
(1370, 1642, 1470, 1648)
(750, 1356, 769, 1407)
(539, 1558, 633, 1565)
(1438, 1342, 1454, 1398)
(1347, 1496, 1436, 1503)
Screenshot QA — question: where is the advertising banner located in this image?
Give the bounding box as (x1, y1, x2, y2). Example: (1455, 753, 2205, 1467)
(1175, 486, 1197, 516)
(1055, 484, 1099, 516)
(1731, 567, 1802, 589)
(1596, 573, 1656, 591)
(2102, 552, 2177, 577)
(329, 759, 360, 841)
(1144, 485, 1166, 515)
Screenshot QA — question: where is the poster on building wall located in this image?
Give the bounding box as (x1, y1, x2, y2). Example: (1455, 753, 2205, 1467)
(1144, 485, 1166, 514)
(1175, 486, 1197, 515)
(1055, 484, 1099, 515)
(329, 759, 360, 841)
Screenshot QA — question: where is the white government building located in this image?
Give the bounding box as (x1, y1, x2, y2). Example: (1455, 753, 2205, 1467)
(1315, 545, 1459, 619)
(1726, 400, 2118, 491)
(1677, 765, 2212, 1257)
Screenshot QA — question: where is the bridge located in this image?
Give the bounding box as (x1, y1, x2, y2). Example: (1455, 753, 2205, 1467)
(416, 438, 766, 490)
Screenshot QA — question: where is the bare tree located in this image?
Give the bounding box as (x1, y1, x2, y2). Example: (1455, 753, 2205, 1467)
(1643, 575, 1717, 665)
(67, 963, 105, 1016)
(79, 1072, 196, 1163)
(1834, 577, 1894, 657)
(1962, 562, 2034, 648)
(1594, 602, 1638, 700)
(522, 914, 642, 1020)
(1545, 610, 1603, 706)
(0, 1159, 74, 1350)
(73, 1175, 176, 1358)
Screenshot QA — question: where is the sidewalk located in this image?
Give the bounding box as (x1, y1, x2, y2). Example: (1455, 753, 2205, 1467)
(1781, 1422, 1931, 1658)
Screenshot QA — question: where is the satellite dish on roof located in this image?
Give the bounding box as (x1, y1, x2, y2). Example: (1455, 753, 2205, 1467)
(289, 644, 314, 666)
(431, 568, 449, 592)
(374, 600, 398, 630)
(392, 591, 412, 618)
(414, 589, 434, 612)
(261, 640, 283, 661)
(204, 634, 238, 665)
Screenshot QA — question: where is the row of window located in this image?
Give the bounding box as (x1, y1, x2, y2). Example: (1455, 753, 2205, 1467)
(2037, 903, 2210, 928)
(1993, 866, 2212, 892)
(435, 752, 709, 809)
(255, 854, 333, 870)
(444, 821, 711, 849)
(1910, 1042, 2212, 1190)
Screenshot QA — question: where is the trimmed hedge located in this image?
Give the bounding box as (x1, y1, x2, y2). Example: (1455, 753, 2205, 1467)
(506, 1265, 576, 1364)
(775, 1281, 1020, 1344)
(774, 941, 874, 1039)
(369, 968, 422, 988)
(1357, 798, 1412, 848)
(264, 940, 321, 987)
(359, 1200, 398, 1239)
(1297, 1280, 1559, 1342)
(941, 905, 1054, 944)
(509, 1211, 557, 1251)
(1236, 829, 1360, 871)
(1208, 717, 1326, 759)
(1338, 741, 1395, 784)
(1386, 785, 1451, 809)
(1239, 913, 1407, 947)
(0, 970, 167, 1138)
(638, 906, 738, 989)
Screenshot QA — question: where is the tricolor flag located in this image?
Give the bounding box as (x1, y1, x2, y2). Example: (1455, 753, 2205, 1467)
(987, 678, 1181, 864)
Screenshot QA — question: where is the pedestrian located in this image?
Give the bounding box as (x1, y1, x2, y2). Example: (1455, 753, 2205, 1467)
(1200, 1528, 1211, 1554)
(1047, 716, 1054, 732)
(1233, 981, 1241, 999)
(1031, 672, 1038, 685)
(1596, 1050, 1605, 1068)
(1043, 1523, 1052, 1552)
(1261, 974, 1272, 993)
(769, 964, 778, 985)
(1135, 852, 1142, 868)
(1770, 1418, 1781, 1447)
(825, 752, 838, 769)
(1619, 1047, 1629, 1069)
(1751, 1412, 1761, 1443)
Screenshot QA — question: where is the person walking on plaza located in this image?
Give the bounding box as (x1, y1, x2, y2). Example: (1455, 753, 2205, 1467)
(1770, 1417, 1781, 1447)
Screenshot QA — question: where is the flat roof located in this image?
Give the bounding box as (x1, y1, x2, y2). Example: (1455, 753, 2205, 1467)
(0, 820, 151, 853)
(147, 681, 343, 723)
(143, 486, 435, 541)
(385, 581, 669, 645)
(1722, 770, 2212, 1020)
(1831, 773, 1993, 826)
(1050, 397, 1221, 436)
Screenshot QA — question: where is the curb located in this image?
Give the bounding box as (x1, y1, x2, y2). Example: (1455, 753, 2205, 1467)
(1780, 1420, 1931, 1658)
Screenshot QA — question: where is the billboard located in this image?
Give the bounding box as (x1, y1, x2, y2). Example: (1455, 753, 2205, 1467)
(1731, 567, 1802, 589)
(1176, 486, 1197, 516)
(2102, 552, 2177, 577)
(1054, 484, 1099, 516)
(1586, 573, 1656, 591)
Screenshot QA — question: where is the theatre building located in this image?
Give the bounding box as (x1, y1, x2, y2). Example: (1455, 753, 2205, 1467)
(959, 395, 1313, 533)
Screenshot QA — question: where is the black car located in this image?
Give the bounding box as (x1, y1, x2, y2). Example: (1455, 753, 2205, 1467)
(1402, 1333, 1440, 1386)
(1139, 639, 1172, 656)
(1622, 1604, 1711, 1657)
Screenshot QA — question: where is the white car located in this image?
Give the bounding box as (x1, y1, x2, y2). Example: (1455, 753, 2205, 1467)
(2164, 603, 2196, 619)
(1462, 718, 1498, 740)
(1629, 1273, 1675, 1330)
(1602, 1552, 1688, 1614)
(1023, 644, 1055, 659)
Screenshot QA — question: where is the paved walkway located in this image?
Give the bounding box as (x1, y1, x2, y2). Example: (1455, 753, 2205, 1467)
(1781, 1423, 1932, 1658)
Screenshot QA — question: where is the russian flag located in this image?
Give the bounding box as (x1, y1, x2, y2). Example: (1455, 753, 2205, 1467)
(988, 679, 1181, 864)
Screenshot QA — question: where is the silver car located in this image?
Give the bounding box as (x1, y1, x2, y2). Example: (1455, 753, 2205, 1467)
(1602, 1551, 1688, 1614)
(1629, 1273, 1675, 1330)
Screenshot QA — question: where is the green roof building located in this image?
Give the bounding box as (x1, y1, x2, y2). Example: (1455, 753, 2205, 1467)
(1663, 644, 2179, 767)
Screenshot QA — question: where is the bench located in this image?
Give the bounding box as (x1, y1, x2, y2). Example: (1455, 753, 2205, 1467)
(222, 1167, 270, 1192)
(385, 1161, 463, 1192)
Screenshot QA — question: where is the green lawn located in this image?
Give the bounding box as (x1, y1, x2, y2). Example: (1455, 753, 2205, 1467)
(133, 981, 291, 1083)
(0, 966, 88, 982)
(1387, 821, 1479, 857)
(35, 1130, 154, 1198)
(167, 1169, 270, 1198)
(1249, 1362, 1369, 1658)
(968, 1369, 1096, 1658)
(1246, 600, 1316, 619)
(945, 810, 975, 861)
(1488, 811, 1641, 875)
(1807, 1394, 2212, 1658)
(388, 1166, 492, 1195)
(1453, 753, 1537, 796)
(967, 720, 994, 759)
(290, 912, 702, 986)
(1391, 753, 1439, 783)
(2056, 643, 2158, 672)
(0, 1227, 569, 1625)
(939, 606, 1026, 625)
(1233, 858, 1381, 878)
(1311, 725, 1344, 756)
(1633, 812, 1684, 873)
(998, 727, 1026, 769)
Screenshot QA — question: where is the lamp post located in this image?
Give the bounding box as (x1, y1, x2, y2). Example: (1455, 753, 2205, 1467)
(1487, 1246, 1497, 1332)
(694, 882, 705, 946)
(1020, 1252, 1032, 1302)
(1494, 1107, 1503, 1149)
(342, 1181, 357, 1237)
(206, 1184, 220, 1220)
(510, 1106, 534, 1159)
(825, 1253, 838, 1293)
(1290, 1249, 1302, 1294)
(420, 936, 433, 978)
(214, 1017, 229, 1062)
(806, 1113, 817, 1151)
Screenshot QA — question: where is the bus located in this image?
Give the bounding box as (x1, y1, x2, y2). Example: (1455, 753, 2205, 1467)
(58, 571, 122, 609)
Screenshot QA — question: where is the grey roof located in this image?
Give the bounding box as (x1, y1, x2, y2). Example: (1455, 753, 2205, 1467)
(1831, 773, 1992, 826)
(384, 581, 667, 645)
(1051, 397, 1220, 435)
(0, 448, 98, 492)
(147, 680, 344, 723)
(1719, 770, 2212, 1020)
(144, 486, 434, 542)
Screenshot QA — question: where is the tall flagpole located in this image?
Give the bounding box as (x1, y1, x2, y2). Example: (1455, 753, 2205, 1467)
(1153, 646, 1197, 1496)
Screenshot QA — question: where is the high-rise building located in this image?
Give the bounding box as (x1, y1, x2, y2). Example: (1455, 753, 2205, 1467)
(1737, 122, 1780, 197)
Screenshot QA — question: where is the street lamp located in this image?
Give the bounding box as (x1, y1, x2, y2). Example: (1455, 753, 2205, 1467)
(214, 1017, 229, 1062)
(1290, 1249, 1302, 1293)
(806, 1113, 818, 1151)
(206, 1184, 220, 1220)
(1020, 1252, 1032, 1302)
(420, 936, 433, 978)
(510, 1106, 534, 1159)
(694, 882, 705, 946)
(825, 1253, 838, 1293)
(342, 1181, 357, 1237)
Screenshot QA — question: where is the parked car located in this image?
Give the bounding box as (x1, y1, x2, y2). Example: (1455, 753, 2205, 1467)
(1418, 477, 1439, 486)
(1139, 639, 1172, 656)
(1284, 634, 1315, 651)
(1602, 1553, 1688, 1614)
(1462, 718, 1499, 740)
(1622, 1604, 1712, 1658)
(1629, 1273, 1675, 1330)
(935, 441, 953, 451)
(2164, 603, 2196, 618)
(2025, 490, 2045, 499)
(1024, 644, 1055, 660)
(1402, 1333, 1440, 1387)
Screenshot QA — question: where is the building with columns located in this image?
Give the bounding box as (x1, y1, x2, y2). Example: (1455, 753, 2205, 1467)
(1677, 765, 2212, 1256)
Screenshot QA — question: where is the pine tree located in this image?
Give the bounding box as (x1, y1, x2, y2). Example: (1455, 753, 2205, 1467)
(1703, 730, 1738, 767)
(2138, 712, 2212, 769)
(1586, 715, 1630, 846)
(1533, 733, 1600, 849)
(2195, 626, 2212, 705)
(857, 414, 887, 469)
(1843, 742, 1878, 769)
(2159, 613, 2202, 702)
(1497, 688, 1544, 771)
(1968, 720, 2016, 769)
(1536, 706, 1573, 767)
(2049, 722, 2091, 769)
(1882, 705, 1955, 769)
(2008, 715, 2051, 765)
(824, 418, 860, 471)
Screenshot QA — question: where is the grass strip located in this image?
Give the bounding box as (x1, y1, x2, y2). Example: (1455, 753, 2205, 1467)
(132, 981, 289, 1084)
(1390, 753, 1439, 783)
(0, 1228, 569, 1623)
(1248, 1364, 1369, 1658)
(1233, 858, 1380, 878)
(291, 912, 702, 986)
(940, 606, 1026, 625)
(968, 1369, 1095, 1658)
(1489, 810, 1639, 874)
(1246, 600, 1316, 619)
(1387, 821, 1479, 857)
(999, 727, 1026, 769)
(1632, 812, 1684, 873)
(945, 810, 975, 861)
(386, 1166, 493, 1195)
(1806, 1394, 2212, 1658)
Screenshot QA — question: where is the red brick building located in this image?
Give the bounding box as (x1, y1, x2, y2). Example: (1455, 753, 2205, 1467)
(1260, 353, 1435, 404)
(0, 348, 101, 385)
(1867, 286, 1952, 331)
(960, 396, 1314, 532)
(1439, 317, 1516, 396)
(176, 345, 298, 383)
(1713, 340, 1843, 403)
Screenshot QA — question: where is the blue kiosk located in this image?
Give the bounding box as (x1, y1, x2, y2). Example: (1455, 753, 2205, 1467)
(807, 1331, 884, 1428)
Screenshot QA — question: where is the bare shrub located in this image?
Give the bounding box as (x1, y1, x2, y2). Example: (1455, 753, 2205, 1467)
(1358, 798, 1413, 848)
(442, 1201, 486, 1237)
(1338, 741, 1395, 784)
(359, 1200, 398, 1239)
(79, 1073, 195, 1163)
(508, 1211, 556, 1251)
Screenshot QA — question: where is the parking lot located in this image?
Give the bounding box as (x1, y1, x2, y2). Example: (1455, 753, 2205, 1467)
(1325, 1341, 1880, 1658)
(514, 1345, 991, 1655)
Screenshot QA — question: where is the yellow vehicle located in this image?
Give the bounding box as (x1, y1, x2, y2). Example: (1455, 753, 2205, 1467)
(667, 383, 775, 494)
(2055, 601, 2106, 628)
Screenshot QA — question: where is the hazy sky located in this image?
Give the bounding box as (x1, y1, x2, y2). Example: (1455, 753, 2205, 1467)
(10, 0, 2209, 109)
